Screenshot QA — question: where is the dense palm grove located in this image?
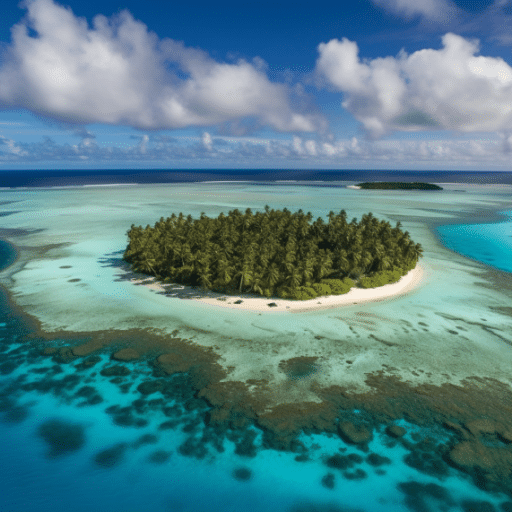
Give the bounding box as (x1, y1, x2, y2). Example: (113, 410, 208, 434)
(124, 206, 423, 300)
(357, 182, 443, 190)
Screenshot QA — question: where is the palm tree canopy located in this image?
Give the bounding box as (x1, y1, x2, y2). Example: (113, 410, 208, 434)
(124, 207, 422, 299)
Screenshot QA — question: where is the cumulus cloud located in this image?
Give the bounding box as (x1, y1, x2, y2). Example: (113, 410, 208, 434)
(0, 0, 324, 134)
(371, 0, 459, 21)
(316, 33, 512, 138)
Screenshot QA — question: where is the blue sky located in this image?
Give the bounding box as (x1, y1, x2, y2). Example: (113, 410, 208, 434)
(1, 0, 512, 170)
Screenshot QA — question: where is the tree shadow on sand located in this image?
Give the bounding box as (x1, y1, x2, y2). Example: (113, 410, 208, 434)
(98, 250, 232, 301)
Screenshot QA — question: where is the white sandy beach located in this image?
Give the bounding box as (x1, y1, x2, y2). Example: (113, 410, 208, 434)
(131, 264, 424, 313)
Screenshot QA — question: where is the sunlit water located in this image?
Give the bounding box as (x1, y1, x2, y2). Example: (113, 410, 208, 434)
(437, 209, 512, 273)
(0, 179, 511, 512)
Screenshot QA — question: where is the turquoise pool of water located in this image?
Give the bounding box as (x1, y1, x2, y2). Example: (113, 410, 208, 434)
(437, 210, 512, 273)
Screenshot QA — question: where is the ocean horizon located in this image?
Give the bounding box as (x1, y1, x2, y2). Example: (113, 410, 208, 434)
(2, 169, 512, 188)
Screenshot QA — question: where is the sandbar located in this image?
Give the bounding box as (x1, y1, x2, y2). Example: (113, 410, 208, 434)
(131, 264, 424, 313)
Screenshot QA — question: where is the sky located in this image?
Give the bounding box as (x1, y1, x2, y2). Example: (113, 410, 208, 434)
(1, 0, 512, 170)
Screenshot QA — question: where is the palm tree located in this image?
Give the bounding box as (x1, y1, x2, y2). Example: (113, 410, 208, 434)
(286, 267, 301, 290)
(267, 263, 280, 289)
(198, 264, 212, 289)
(251, 275, 266, 296)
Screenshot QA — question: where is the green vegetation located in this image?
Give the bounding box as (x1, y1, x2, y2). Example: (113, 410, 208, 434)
(356, 182, 443, 190)
(124, 206, 423, 300)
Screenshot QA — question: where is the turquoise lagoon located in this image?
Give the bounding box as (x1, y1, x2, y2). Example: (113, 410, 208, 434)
(437, 208, 512, 274)
(0, 181, 512, 512)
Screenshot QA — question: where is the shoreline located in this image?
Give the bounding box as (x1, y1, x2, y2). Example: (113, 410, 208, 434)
(131, 264, 424, 313)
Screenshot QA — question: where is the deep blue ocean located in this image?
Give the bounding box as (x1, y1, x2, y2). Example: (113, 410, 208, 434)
(1, 168, 512, 187)
(0, 169, 511, 512)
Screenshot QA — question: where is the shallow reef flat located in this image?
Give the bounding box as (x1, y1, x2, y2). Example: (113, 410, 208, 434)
(1, 182, 512, 509)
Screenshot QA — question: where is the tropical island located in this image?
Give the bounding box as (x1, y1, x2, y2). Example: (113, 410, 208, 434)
(124, 206, 423, 301)
(356, 182, 443, 190)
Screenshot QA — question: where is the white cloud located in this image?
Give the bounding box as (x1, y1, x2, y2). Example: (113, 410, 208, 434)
(292, 136, 304, 155)
(201, 132, 213, 151)
(138, 134, 149, 154)
(304, 140, 317, 156)
(0, 136, 28, 156)
(0, 0, 324, 134)
(316, 33, 512, 138)
(371, 0, 458, 21)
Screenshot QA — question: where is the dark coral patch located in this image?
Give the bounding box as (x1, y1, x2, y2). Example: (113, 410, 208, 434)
(52, 347, 77, 364)
(75, 385, 97, 398)
(279, 357, 319, 380)
(366, 452, 391, 466)
(99, 365, 130, 377)
(112, 348, 140, 361)
(200, 426, 225, 454)
(386, 424, 407, 438)
(132, 433, 158, 448)
(232, 467, 252, 481)
(38, 419, 86, 457)
(3, 405, 29, 423)
(256, 402, 337, 451)
(75, 385, 103, 406)
(137, 380, 165, 395)
(0, 360, 17, 375)
(93, 443, 128, 468)
(230, 429, 259, 458)
(75, 355, 101, 370)
(398, 481, 455, 512)
(184, 397, 209, 411)
(403, 446, 449, 478)
(446, 440, 512, 493)
(343, 468, 367, 480)
(162, 404, 182, 417)
(178, 436, 208, 459)
(147, 450, 171, 464)
(461, 500, 497, 512)
(158, 419, 181, 430)
(105, 405, 148, 428)
(325, 454, 358, 471)
(321, 472, 335, 489)
(155, 352, 193, 375)
(72, 339, 106, 357)
(338, 421, 373, 446)
(182, 418, 201, 434)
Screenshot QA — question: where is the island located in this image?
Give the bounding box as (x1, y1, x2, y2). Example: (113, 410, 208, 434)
(356, 182, 443, 190)
(124, 206, 423, 300)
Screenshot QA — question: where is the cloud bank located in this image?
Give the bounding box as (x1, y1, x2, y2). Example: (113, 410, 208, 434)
(316, 33, 512, 138)
(0, 0, 324, 133)
(1, 131, 510, 170)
